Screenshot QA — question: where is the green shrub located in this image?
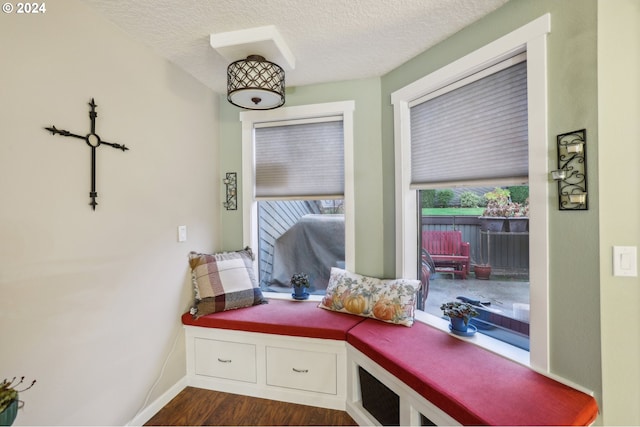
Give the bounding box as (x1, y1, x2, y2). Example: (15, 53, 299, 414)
(460, 191, 482, 208)
(508, 185, 529, 204)
(436, 189, 455, 208)
(421, 190, 437, 208)
(483, 187, 510, 203)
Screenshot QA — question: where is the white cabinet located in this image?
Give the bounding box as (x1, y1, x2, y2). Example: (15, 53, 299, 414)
(266, 346, 337, 394)
(185, 326, 347, 410)
(194, 338, 256, 383)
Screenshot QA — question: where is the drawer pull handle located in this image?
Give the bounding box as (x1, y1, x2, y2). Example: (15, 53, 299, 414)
(292, 368, 309, 373)
(217, 358, 232, 363)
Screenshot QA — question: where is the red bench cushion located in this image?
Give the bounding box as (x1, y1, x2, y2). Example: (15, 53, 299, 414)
(347, 319, 598, 426)
(182, 299, 365, 340)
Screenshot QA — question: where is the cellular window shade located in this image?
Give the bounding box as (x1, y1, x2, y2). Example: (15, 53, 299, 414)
(410, 60, 528, 188)
(255, 120, 344, 199)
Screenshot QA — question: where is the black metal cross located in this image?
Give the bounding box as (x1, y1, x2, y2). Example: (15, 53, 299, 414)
(45, 98, 129, 210)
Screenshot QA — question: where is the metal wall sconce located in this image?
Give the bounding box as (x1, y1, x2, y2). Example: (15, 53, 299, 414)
(550, 129, 587, 210)
(223, 172, 237, 210)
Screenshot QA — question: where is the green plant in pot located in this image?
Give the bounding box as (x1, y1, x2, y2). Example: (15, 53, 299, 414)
(440, 301, 478, 333)
(291, 272, 310, 300)
(506, 197, 529, 232)
(479, 187, 510, 232)
(0, 377, 36, 426)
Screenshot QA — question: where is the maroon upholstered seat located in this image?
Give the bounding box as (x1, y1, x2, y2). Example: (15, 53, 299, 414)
(346, 319, 598, 426)
(182, 298, 365, 340)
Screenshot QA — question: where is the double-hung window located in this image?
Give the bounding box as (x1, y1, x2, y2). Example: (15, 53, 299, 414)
(392, 15, 550, 369)
(241, 102, 355, 296)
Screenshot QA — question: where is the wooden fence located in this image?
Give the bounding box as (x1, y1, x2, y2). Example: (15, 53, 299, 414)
(422, 216, 529, 277)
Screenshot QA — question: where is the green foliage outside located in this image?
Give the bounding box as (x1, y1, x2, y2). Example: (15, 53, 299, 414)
(483, 187, 510, 202)
(507, 185, 529, 204)
(422, 207, 484, 216)
(460, 191, 482, 208)
(421, 190, 437, 208)
(436, 189, 454, 207)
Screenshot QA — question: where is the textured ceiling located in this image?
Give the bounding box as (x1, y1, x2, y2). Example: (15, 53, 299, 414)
(81, 0, 509, 94)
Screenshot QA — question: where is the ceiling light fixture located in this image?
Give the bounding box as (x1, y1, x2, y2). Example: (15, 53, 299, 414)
(210, 25, 294, 111)
(227, 54, 285, 110)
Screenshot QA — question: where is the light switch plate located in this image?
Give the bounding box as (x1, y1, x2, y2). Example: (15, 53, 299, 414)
(178, 225, 187, 242)
(613, 246, 637, 277)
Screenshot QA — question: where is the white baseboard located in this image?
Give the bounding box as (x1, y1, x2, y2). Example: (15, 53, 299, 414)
(126, 376, 187, 426)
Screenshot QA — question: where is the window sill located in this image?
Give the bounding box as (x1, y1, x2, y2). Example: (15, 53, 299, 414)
(414, 310, 530, 367)
(264, 291, 324, 302)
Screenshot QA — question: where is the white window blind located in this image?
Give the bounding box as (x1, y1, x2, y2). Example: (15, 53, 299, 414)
(410, 59, 528, 188)
(254, 118, 344, 199)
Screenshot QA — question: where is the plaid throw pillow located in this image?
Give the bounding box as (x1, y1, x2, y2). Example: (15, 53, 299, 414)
(189, 248, 267, 318)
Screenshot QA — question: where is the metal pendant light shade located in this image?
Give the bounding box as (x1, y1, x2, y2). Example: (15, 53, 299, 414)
(227, 55, 285, 110)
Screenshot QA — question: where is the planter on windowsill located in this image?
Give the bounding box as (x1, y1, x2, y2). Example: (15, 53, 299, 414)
(291, 272, 310, 300)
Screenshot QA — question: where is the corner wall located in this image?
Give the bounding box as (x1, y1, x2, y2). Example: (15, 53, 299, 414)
(0, 2, 219, 424)
(598, 0, 640, 424)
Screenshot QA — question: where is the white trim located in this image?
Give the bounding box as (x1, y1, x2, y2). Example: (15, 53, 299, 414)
(409, 52, 527, 108)
(392, 14, 550, 370)
(126, 377, 187, 426)
(241, 101, 356, 276)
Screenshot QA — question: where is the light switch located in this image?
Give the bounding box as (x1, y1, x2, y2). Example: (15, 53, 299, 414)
(178, 225, 187, 242)
(613, 246, 637, 277)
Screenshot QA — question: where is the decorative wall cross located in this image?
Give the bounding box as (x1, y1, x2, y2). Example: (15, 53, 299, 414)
(45, 98, 129, 210)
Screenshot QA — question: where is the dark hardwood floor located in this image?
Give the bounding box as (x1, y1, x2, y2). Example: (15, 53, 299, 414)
(144, 387, 358, 426)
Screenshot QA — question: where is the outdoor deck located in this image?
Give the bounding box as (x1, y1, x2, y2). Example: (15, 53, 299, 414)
(424, 274, 530, 321)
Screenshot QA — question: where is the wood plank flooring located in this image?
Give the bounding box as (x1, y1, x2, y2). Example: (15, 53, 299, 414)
(144, 387, 358, 426)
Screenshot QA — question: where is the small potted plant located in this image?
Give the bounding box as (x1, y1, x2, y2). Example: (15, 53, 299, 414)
(440, 301, 478, 333)
(290, 272, 310, 300)
(506, 197, 529, 232)
(479, 188, 510, 232)
(0, 377, 36, 426)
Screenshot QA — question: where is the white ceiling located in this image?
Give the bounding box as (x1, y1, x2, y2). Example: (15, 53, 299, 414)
(81, 0, 509, 94)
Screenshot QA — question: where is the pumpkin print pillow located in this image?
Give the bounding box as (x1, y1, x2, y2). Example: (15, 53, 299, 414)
(318, 267, 421, 327)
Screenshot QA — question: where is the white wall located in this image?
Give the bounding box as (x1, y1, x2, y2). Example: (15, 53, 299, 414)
(0, 1, 219, 424)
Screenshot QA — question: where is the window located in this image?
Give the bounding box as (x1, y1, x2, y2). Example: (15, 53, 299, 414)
(241, 101, 355, 296)
(419, 186, 531, 351)
(392, 15, 550, 368)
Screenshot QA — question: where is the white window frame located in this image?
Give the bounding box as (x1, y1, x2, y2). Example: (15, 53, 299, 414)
(392, 15, 550, 371)
(241, 101, 356, 298)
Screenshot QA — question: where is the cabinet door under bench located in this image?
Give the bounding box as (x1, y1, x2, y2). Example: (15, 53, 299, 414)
(266, 346, 337, 395)
(185, 325, 348, 410)
(194, 338, 257, 383)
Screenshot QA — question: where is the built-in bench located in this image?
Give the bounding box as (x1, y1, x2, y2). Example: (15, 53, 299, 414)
(347, 318, 598, 425)
(182, 299, 598, 426)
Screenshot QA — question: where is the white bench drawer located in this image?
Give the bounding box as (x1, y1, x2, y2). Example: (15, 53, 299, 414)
(194, 338, 256, 383)
(266, 346, 337, 394)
